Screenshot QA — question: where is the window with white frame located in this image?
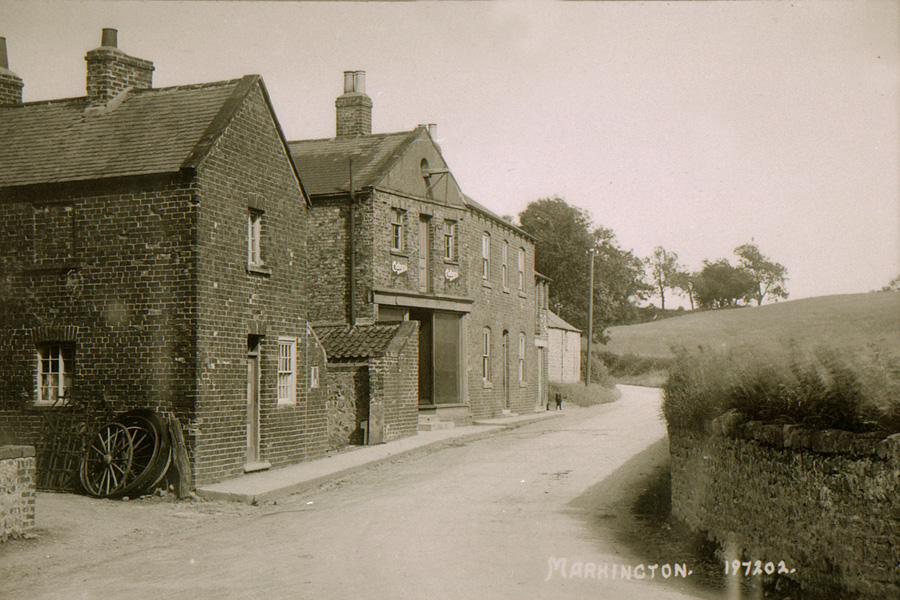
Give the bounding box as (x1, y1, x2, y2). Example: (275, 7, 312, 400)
(36, 343, 73, 406)
(443, 221, 457, 261)
(277, 338, 296, 405)
(390, 208, 405, 252)
(310, 366, 320, 389)
(248, 209, 263, 267)
(501, 241, 509, 288)
(518, 247, 526, 291)
(482, 328, 492, 381)
(482, 233, 491, 280)
(518, 333, 526, 381)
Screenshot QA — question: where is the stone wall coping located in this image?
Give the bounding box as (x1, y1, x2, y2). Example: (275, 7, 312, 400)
(696, 410, 900, 459)
(0, 445, 36, 460)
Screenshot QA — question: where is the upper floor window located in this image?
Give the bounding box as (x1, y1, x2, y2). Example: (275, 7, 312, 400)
(518, 247, 526, 292)
(36, 343, 73, 406)
(443, 221, 457, 261)
(248, 209, 263, 267)
(277, 338, 296, 405)
(482, 233, 491, 280)
(501, 241, 509, 288)
(391, 208, 405, 252)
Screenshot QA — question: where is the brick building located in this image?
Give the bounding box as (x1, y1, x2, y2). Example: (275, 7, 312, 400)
(0, 30, 328, 486)
(289, 72, 549, 427)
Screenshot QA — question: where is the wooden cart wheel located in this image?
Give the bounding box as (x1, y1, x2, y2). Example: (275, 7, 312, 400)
(79, 421, 134, 498)
(118, 410, 171, 497)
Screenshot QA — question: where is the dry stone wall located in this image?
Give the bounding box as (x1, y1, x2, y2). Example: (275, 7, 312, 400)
(0, 445, 34, 543)
(669, 412, 900, 597)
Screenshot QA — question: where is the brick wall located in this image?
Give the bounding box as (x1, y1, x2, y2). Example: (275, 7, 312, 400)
(192, 82, 327, 485)
(669, 416, 900, 597)
(464, 210, 539, 418)
(0, 174, 199, 449)
(371, 321, 418, 443)
(371, 190, 469, 301)
(0, 445, 35, 543)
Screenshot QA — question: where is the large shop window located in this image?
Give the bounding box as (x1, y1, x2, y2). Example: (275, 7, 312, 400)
(411, 309, 462, 406)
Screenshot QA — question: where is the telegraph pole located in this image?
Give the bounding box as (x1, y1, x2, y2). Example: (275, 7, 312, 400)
(585, 247, 594, 388)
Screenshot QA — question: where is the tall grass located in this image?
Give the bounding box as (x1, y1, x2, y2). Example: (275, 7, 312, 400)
(662, 344, 900, 434)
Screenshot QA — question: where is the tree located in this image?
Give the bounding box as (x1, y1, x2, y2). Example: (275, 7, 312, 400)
(518, 197, 649, 342)
(734, 242, 788, 305)
(645, 246, 680, 310)
(879, 274, 900, 292)
(670, 268, 697, 310)
(693, 259, 755, 309)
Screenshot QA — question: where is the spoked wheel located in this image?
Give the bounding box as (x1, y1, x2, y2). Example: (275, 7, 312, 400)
(79, 422, 134, 498)
(118, 409, 172, 498)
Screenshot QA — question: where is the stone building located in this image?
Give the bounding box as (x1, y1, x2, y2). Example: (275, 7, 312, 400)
(0, 30, 328, 486)
(289, 72, 548, 428)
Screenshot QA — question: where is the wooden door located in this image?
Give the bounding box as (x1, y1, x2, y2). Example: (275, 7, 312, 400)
(247, 337, 260, 464)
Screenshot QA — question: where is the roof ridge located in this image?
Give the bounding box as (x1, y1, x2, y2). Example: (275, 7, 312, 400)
(5, 77, 248, 109)
(288, 129, 419, 146)
(132, 77, 249, 95)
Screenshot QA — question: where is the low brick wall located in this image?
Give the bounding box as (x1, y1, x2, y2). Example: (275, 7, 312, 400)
(669, 414, 900, 597)
(1, 445, 35, 543)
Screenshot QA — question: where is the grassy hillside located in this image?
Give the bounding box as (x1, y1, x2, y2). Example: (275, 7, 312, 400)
(602, 292, 900, 358)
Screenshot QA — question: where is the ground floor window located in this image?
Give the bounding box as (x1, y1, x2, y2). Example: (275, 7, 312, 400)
(518, 333, 526, 382)
(36, 343, 73, 406)
(277, 338, 296, 405)
(482, 328, 492, 382)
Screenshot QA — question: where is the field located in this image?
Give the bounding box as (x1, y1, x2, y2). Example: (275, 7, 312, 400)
(602, 292, 900, 358)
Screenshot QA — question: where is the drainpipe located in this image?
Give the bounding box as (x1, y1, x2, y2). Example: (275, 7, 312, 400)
(348, 158, 356, 327)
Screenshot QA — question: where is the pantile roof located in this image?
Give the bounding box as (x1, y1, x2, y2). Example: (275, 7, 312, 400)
(314, 323, 404, 361)
(0, 75, 257, 189)
(287, 130, 421, 196)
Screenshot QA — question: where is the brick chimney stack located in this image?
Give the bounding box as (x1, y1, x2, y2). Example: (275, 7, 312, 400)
(335, 70, 372, 138)
(85, 28, 154, 106)
(0, 37, 24, 106)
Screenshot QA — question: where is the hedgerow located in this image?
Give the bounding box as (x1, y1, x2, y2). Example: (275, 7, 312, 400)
(662, 344, 900, 434)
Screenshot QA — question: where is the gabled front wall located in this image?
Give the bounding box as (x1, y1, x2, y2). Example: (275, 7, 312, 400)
(371, 189, 469, 301)
(193, 82, 327, 485)
(464, 210, 540, 418)
(0, 175, 199, 448)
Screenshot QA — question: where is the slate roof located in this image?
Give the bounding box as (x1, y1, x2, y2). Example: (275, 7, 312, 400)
(464, 195, 535, 242)
(0, 75, 259, 189)
(547, 311, 581, 333)
(314, 323, 404, 361)
(287, 129, 421, 196)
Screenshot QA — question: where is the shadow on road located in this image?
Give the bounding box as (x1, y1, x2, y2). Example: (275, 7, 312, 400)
(567, 437, 726, 599)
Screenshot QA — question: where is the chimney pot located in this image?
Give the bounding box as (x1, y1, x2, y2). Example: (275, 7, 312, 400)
(343, 71, 355, 94)
(0, 36, 24, 106)
(101, 28, 118, 48)
(353, 71, 366, 94)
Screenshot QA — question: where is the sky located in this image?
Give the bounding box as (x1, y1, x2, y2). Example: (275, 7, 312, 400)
(2, 0, 898, 307)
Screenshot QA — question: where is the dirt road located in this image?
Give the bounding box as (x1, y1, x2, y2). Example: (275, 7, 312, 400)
(2, 386, 717, 599)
